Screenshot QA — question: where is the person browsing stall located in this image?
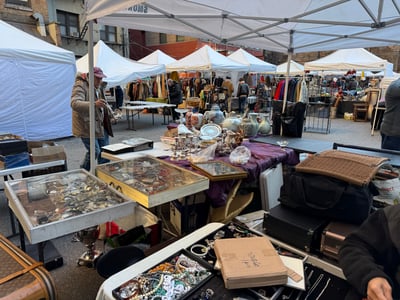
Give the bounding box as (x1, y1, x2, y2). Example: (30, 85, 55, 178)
(381, 78, 400, 151)
(339, 205, 400, 300)
(70, 67, 113, 171)
(167, 78, 183, 122)
(236, 78, 250, 114)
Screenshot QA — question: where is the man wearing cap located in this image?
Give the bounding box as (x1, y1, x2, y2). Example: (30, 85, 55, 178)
(71, 66, 112, 171)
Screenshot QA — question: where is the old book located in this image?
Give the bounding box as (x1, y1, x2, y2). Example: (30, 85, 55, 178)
(214, 236, 288, 289)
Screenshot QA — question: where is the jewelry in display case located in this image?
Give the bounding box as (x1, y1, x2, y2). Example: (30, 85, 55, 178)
(190, 160, 248, 181)
(6, 169, 131, 227)
(112, 250, 213, 300)
(96, 156, 209, 208)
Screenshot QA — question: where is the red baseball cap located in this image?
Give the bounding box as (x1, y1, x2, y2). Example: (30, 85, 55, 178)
(93, 67, 107, 78)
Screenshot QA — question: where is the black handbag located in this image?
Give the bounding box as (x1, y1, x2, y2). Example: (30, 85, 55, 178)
(279, 169, 375, 224)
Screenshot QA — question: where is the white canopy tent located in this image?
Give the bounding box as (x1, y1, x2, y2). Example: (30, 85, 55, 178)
(227, 48, 276, 73)
(76, 40, 165, 88)
(304, 48, 393, 76)
(82, 0, 400, 172)
(276, 60, 305, 76)
(165, 45, 248, 72)
(84, 0, 400, 55)
(138, 49, 177, 65)
(0, 20, 76, 140)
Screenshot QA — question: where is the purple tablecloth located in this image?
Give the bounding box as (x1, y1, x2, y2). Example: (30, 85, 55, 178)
(164, 141, 298, 207)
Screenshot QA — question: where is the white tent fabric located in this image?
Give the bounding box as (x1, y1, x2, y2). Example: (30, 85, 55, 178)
(276, 60, 304, 76)
(138, 49, 177, 65)
(227, 48, 276, 73)
(165, 45, 248, 72)
(304, 48, 392, 74)
(83, 0, 400, 55)
(76, 40, 165, 88)
(82, 0, 400, 171)
(0, 20, 76, 140)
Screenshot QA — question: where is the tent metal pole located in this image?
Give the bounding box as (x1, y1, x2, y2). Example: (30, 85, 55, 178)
(280, 51, 292, 136)
(88, 21, 96, 174)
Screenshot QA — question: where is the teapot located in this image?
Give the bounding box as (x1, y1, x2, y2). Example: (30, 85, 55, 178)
(203, 104, 225, 125)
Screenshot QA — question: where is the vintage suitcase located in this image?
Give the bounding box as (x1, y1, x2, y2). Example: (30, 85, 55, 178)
(263, 204, 329, 253)
(0, 234, 57, 300)
(280, 150, 387, 224)
(320, 221, 358, 261)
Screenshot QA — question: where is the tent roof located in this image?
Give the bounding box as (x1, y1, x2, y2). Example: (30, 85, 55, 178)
(227, 48, 276, 73)
(276, 60, 304, 75)
(138, 49, 177, 65)
(166, 45, 248, 72)
(83, 0, 400, 54)
(0, 19, 75, 64)
(304, 48, 389, 71)
(76, 40, 165, 87)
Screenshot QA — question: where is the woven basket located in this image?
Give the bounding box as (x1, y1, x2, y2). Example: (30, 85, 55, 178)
(186, 97, 200, 108)
(295, 150, 389, 186)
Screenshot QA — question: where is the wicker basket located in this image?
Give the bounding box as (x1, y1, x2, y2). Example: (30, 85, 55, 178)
(186, 97, 200, 108)
(295, 150, 389, 186)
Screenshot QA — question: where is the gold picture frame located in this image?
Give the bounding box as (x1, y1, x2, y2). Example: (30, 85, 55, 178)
(191, 160, 247, 181)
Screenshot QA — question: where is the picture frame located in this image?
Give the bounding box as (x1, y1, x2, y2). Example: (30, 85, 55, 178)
(190, 160, 247, 181)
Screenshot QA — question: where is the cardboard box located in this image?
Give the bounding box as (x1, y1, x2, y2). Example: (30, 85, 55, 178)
(214, 236, 288, 289)
(0, 152, 30, 169)
(169, 192, 207, 235)
(31, 145, 66, 163)
(27, 141, 55, 152)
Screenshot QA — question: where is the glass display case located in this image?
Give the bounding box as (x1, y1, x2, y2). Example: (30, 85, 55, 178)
(5, 169, 136, 244)
(96, 156, 209, 208)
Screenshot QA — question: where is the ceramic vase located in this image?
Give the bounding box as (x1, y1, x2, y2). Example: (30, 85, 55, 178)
(190, 112, 204, 129)
(240, 115, 258, 138)
(222, 111, 242, 132)
(258, 114, 271, 135)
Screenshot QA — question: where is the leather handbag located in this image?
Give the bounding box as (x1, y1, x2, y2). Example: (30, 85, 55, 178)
(279, 169, 376, 224)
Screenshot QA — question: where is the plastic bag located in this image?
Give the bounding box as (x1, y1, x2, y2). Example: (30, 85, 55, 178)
(372, 167, 400, 204)
(190, 142, 217, 163)
(229, 145, 251, 165)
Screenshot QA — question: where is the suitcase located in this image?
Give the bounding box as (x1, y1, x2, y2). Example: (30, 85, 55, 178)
(259, 163, 283, 211)
(263, 204, 329, 253)
(0, 234, 57, 300)
(320, 221, 358, 261)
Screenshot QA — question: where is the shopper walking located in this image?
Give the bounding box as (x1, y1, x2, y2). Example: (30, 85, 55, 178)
(236, 78, 249, 114)
(70, 67, 111, 171)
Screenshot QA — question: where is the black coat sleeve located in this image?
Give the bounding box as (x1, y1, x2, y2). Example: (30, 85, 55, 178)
(339, 209, 397, 298)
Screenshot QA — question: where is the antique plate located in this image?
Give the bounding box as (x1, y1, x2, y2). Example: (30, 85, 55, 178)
(200, 124, 221, 139)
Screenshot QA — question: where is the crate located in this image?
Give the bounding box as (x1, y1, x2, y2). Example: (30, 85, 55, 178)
(169, 192, 208, 235)
(0, 152, 30, 169)
(0, 139, 28, 156)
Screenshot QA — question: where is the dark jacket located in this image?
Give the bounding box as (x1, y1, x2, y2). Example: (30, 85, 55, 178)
(237, 82, 249, 97)
(168, 81, 183, 105)
(381, 78, 400, 137)
(339, 205, 400, 300)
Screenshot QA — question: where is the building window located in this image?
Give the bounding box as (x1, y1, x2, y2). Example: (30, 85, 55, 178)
(57, 10, 79, 37)
(176, 35, 184, 42)
(6, 0, 31, 7)
(159, 33, 167, 44)
(100, 25, 117, 43)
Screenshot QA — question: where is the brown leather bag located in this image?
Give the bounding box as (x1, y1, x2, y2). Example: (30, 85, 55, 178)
(0, 234, 57, 300)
